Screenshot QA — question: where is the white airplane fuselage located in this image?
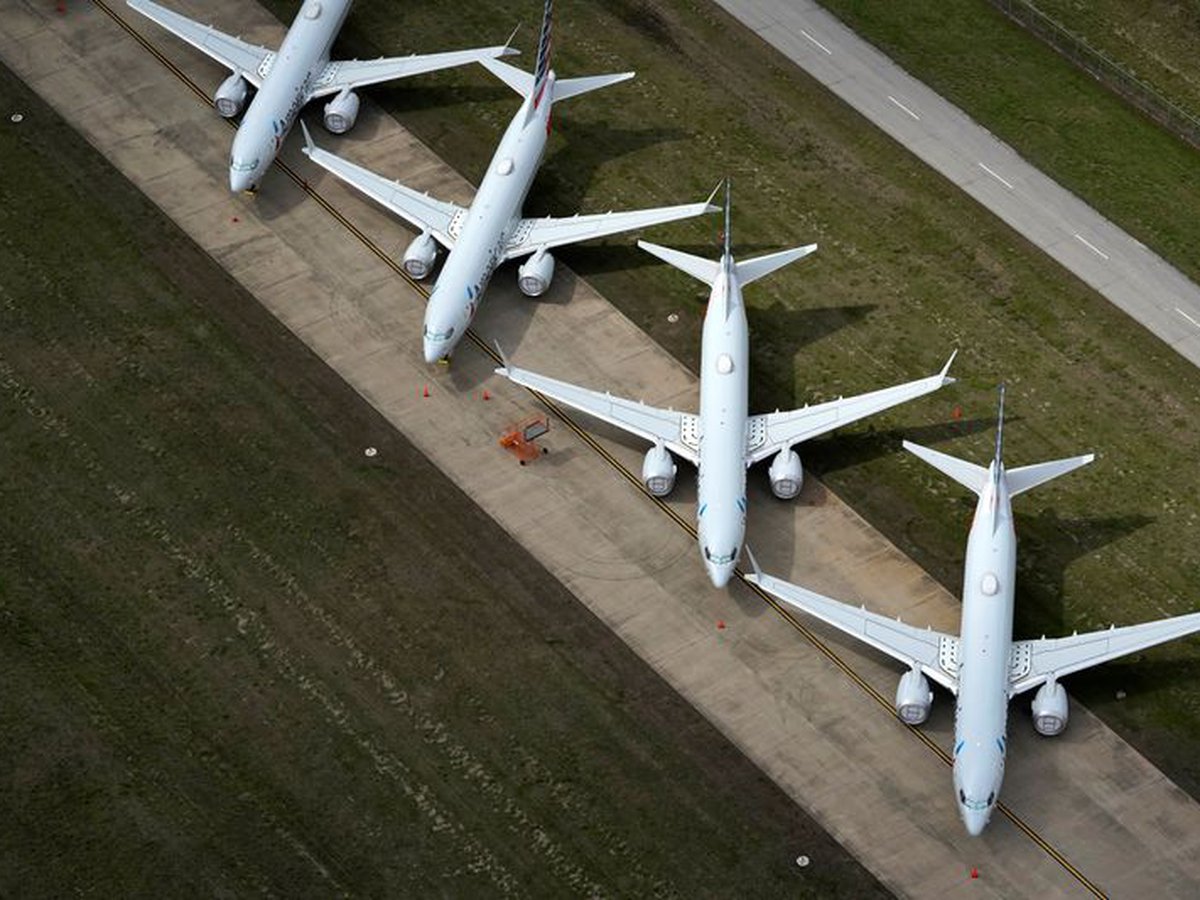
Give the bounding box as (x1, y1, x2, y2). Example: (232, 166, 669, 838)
(229, 0, 351, 192)
(421, 77, 554, 363)
(952, 466, 1016, 835)
(696, 260, 750, 588)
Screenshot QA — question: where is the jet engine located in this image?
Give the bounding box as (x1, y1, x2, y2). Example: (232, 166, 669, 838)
(214, 73, 249, 118)
(895, 668, 933, 725)
(1031, 680, 1069, 736)
(402, 232, 438, 280)
(768, 448, 804, 499)
(517, 249, 556, 297)
(323, 89, 360, 134)
(641, 444, 677, 496)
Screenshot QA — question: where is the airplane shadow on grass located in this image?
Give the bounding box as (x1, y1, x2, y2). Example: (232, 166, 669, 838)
(1013, 510, 1156, 639)
(559, 241, 783, 280)
(370, 82, 516, 116)
(802, 415, 999, 478)
(1063, 656, 1200, 716)
(747, 303, 877, 411)
(532, 120, 693, 214)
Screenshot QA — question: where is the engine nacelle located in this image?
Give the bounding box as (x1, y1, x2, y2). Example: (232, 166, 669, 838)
(402, 232, 438, 280)
(768, 448, 804, 499)
(214, 73, 249, 118)
(518, 249, 556, 297)
(323, 89, 360, 134)
(641, 444, 677, 497)
(895, 668, 933, 725)
(1031, 680, 1069, 736)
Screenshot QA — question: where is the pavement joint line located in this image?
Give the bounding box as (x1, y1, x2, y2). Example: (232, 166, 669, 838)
(1176, 307, 1200, 329)
(978, 161, 1014, 190)
(86, 1, 1108, 894)
(887, 95, 920, 121)
(799, 28, 832, 55)
(1074, 233, 1111, 260)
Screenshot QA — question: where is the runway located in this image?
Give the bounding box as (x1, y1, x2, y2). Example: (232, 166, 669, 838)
(3, 0, 1200, 895)
(714, 0, 1200, 368)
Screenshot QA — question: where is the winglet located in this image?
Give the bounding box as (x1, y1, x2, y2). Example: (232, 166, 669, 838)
(940, 349, 958, 383)
(704, 179, 722, 210)
(493, 340, 511, 375)
(300, 119, 316, 155)
(503, 23, 521, 55)
(744, 545, 763, 582)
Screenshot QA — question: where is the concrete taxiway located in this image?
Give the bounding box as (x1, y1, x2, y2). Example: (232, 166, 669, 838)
(3, 1, 1200, 896)
(715, 0, 1200, 368)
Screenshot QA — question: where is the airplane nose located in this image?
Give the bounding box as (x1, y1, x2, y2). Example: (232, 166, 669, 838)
(229, 168, 256, 194)
(706, 564, 733, 589)
(423, 341, 443, 365)
(963, 811, 988, 837)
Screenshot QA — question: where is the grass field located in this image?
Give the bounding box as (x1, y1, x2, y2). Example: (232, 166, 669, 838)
(0, 62, 886, 897)
(1030, 0, 1200, 121)
(265, 0, 1200, 799)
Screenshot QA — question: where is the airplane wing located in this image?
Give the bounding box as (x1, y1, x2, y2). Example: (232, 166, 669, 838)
(300, 123, 465, 249)
(744, 352, 957, 465)
(127, 0, 272, 88)
(746, 554, 960, 694)
(1008, 612, 1200, 696)
(309, 45, 518, 99)
(496, 356, 699, 465)
(503, 198, 719, 261)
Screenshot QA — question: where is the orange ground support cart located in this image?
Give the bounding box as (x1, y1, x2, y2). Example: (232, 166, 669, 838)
(499, 415, 550, 465)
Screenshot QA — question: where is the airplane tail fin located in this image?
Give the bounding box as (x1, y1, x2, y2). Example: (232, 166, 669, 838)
(531, 0, 634, 105)
(722, 174, 817, 284)
(638, 179, 816, 287)
(484, 2, 632, 114)
(905, 383, 1093, 497)
(531, 0, 554, 108)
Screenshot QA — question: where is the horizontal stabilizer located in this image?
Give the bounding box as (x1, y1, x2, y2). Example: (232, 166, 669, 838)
(553, 72, 635, 102)
(1006, 454, 1094, 497)
(478, 57, 534, 96)
(735, 244, 818, 286)
(903, 440, 988, 496)
(637, 240, 720, 286)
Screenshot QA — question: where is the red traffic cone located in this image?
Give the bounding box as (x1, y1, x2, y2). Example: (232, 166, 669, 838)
(422, 384, 430, 398)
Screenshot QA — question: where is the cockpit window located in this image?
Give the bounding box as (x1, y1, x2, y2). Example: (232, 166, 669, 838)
(230, 157, 260, 172)
(423, 324, 456, 342)
(704, 547, 737, 565)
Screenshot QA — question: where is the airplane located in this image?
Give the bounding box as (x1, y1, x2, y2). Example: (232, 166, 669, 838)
(126, 0, 516, 193)
(746, 386, 1200, 835)
(496, 182, 957, 588)
(300, 0, 718, 364)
